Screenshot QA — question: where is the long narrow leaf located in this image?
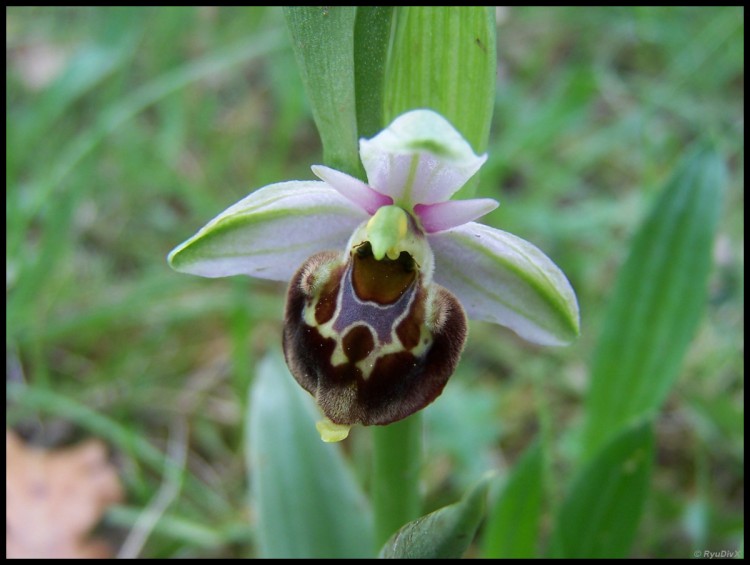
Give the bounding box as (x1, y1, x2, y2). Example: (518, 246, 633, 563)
(552, 421, 655, 558)
(353, 6, 394, 139)
(481, 441, 544, 558)
(284, 7, 361, 177)
(247, 352, 373, 558)
(581, 143, 727, 457)
(385, 7, 496, 164)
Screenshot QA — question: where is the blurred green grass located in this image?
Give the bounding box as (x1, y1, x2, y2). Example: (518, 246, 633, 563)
(6, 6, 743, 558)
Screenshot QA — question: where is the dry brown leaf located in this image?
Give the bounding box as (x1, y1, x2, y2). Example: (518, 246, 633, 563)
(6, 429, 124, 559)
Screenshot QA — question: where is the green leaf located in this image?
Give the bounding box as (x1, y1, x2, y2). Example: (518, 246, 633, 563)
(551, 421, 655, 558)
(379, 474, 494, 559)
(581, 143, 727, 457)
(284, 7, 361, 178)
(482, 441, 544, 558)
(385, 7, 496, 163)
(247, 352, 374, 558)
(353, 6, 394, 139)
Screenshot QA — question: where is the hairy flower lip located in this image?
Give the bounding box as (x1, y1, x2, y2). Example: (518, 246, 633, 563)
(283, 245, 468, 427)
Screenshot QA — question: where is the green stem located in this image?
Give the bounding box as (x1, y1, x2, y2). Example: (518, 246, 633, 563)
(371, 413, 422, 551)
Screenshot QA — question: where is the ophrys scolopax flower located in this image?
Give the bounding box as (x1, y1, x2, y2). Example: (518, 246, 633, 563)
(168, 109, 579, 441)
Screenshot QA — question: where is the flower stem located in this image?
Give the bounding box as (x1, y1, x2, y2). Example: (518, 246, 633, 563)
(371, 412, 422, 551)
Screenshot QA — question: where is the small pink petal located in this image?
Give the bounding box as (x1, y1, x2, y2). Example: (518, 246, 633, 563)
(414, 198, 499, 233)
(311, 165, 392, 215)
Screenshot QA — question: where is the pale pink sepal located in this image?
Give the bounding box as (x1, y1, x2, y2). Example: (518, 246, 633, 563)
(168, 181, 369, 282)
(428, 222, 580, 345)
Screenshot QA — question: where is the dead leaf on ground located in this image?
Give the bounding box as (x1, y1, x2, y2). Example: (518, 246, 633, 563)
(6, 429, 124, 559)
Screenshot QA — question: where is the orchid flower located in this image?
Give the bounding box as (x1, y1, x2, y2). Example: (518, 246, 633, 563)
(168, 109, 579, 441)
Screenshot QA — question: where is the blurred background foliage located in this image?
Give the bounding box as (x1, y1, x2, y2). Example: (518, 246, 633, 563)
(6, 6, 743, 558)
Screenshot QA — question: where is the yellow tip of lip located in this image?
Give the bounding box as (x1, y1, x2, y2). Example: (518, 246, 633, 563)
(316, 419, 351, 442)
(385, 247, 400, 260)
